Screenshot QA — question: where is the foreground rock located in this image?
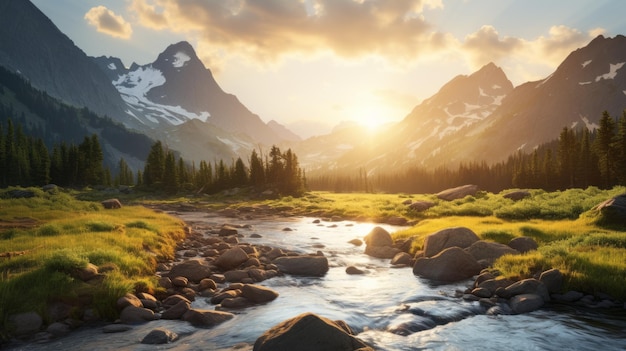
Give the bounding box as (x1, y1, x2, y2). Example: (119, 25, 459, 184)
(413, 247, 482, 282)
(253, 312, 373, 351)
(465, 240, 519, 266)
(182, 309, 234, 328)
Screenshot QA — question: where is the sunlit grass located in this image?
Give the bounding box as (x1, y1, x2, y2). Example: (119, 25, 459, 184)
(0, 188, 186, 332)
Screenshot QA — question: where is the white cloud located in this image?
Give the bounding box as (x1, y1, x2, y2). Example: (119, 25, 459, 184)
(84, 6, 133, 39)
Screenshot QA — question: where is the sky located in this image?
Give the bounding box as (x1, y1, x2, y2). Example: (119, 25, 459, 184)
(31, 0, 626, 138)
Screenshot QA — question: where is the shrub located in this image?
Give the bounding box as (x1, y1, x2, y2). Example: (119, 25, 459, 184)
(44, 249, 88, 273)
(481, 230, 516, 244)
(86, 221, 116, 232)
(37, 224, 62, 237)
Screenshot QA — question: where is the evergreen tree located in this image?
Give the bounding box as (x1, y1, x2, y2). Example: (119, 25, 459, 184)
(615, 110, 626, 185)
(249, 149, 265, 188)
(595, 111, 616, 188)
(163, 150, 178, 193)
(232, 157, 248, 187)
(144, 141, 165, 186)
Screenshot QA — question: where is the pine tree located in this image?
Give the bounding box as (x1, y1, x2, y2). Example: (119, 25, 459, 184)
(143, 141, 165, 186)
(163, 150, 178, 193)
(249, 149, 265, 188)
(615, 110, 626, 184)
(595, 111, 616, 188)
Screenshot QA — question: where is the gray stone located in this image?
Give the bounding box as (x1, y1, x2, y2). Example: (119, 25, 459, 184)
(539, 268, 563, 293)
(390, 252, 412, 266)
(167, 259, 212, 282)
(423, 227, 480, 257)
(10, 312, 42, 336)
(141, 328, 179, 344)
(503, 190, 531, 201)
(161, 300, 191, 320)
(219, 225, 239, 236)
(241, 284, 279, 303)
(590, 193, 626, 226)
(412, 247, 482, 282)
(471, 287, 492, 298)
(119, 306, 156, 324)
(216, 247, 249, 270)
(364, 227, 393, 247)
(274, 256, 329, 276)
(364, 245, 402, 259)
(346, 266, 366, 275)
(182, 309, 234, 328)
(509, 294, 544, 314)
(436, 184, 478, 201)
(409, 201, 436, 212)
(224, 269, 250, 282)
(101, 198, 122, 209)
(116, 293, 143, 309)
(508, 237, 538, 253)
(465, 240, 519, 265)
(500, 278, 550, 302)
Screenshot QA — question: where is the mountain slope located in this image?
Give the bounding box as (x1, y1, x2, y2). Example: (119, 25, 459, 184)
(0, 0, 128, 124)
(95, 42, 287, 146)
(434, 34, 626, 166)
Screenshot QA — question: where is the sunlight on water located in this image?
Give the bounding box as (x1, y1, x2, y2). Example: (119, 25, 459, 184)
(9, 213, 626, 351)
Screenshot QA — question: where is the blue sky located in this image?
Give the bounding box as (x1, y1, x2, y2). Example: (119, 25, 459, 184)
(31, 0, 626, 137)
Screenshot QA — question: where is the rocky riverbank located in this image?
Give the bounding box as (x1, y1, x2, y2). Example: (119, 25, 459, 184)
(5, 202, 625, 350)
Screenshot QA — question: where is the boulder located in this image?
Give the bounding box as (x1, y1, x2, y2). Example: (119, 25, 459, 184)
(589, 193, 626, 226)
(167, 259, 212, 282)
(101, 198, 122, 209)
(409, 201, 436, 212)
(465, 240, 519, 265)
(161, 300, 191, 320)
(508, 237, 538, 253)
(73, 263, 99, 281)
(364, 245, 402, 259)
(348, 238, 363, 246)
(116, 293, 143, 309)
(216, 247, 249, 270)
(436, 185, 478, 201)
(119, 306, 156, 324)
(539, 268, 563, 294)
(219, 225, 239, 236)
(423, 227, 480, 257)
(224, 270, 250, 283)
(241, 284, 279, 303)
(390, 252, 412, 266)
(345, 266, 366, 275)
(9, 311, 42, 336)
(182, 309, 234, 328)
(499, 278, 550, 302)
(477, 278, 515, 295)
(253, 312, 373, 351)
(6, 189, 35, 199)
(363, 227, 393, 247)
(274, 256, 329, 276)
(509, 294, 544, 314)
(503, 190, 531, 201)
(412, 247, 482, 282)
(141, 328, 179, 344)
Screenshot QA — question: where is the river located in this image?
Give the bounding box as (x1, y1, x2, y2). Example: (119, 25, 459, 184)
(8, 212, 626, 350)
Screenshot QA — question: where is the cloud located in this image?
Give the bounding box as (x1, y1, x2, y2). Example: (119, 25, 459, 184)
(462, 24, 604, 72)
(84, 6, 133, 39)
(129, 0, 452, 66)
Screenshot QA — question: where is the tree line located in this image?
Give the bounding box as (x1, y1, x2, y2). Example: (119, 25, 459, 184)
(309, 110, 626, 193)
(140, 141, 306, 196)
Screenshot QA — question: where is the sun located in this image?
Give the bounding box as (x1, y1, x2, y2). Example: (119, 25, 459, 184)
(352, 104, 389, 132)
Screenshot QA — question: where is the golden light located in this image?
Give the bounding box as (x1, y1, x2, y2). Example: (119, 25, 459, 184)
(351, 104, 390, 132)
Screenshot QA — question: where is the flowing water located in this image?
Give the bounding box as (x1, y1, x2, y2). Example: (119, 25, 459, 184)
(8, 212, 626, 350)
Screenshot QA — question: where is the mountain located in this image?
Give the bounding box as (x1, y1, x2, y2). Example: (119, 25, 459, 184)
(295, 62, 514, 173)
(300, 35, 626, 175)
(431, 34, 626, 166)
(0, 0, 128, 123)
(94, 41, 285, 143)
(94, 41, 295, 161)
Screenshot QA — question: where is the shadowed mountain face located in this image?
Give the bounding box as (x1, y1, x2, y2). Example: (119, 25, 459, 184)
(0, 0, 128, 123)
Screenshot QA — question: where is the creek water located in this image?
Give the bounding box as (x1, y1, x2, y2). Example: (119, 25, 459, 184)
(8, 212, 626, 350)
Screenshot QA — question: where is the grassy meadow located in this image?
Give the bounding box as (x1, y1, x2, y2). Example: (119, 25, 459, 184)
(0, 187, 186, 335)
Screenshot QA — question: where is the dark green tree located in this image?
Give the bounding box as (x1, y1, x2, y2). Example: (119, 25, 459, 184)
(144, 141, 165, 186)
(595, 111, 616, 188)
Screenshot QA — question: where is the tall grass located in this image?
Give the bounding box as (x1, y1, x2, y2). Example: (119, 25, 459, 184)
(0, 187, 186, 331)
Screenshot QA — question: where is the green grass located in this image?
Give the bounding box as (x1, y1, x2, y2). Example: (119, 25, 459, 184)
(0, 187, 186, 334)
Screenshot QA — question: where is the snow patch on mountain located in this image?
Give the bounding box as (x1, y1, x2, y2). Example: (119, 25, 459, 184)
(113, 64, 211, 125)
(172, 52, 190, 68)
(582, 60, 592, 68)
(595, 62, 625, 81)
(107, 62, 116, 70)
(216, 136, 252, 152)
